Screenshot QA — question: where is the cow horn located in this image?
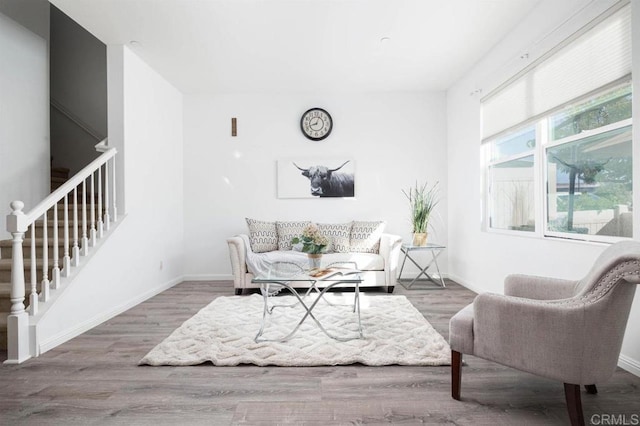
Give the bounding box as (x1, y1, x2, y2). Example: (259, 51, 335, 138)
(292, 162, 309, 172)
(329, 160, 350, 173)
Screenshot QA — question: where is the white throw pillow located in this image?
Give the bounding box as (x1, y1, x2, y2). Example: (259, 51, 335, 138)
(245, 218, 278, 253)
(317, 222, 352, 253)
(350, 221, 386, 253)
(276, 221, 311, 250)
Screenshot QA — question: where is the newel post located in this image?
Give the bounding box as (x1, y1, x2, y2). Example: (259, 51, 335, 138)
(5, 201, 31, 363)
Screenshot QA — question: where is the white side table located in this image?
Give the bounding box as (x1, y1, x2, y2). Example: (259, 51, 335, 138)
(397, 243, 446, 289)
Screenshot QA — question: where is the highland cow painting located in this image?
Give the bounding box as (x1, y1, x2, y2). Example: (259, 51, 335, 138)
(277, 158, 355, 199)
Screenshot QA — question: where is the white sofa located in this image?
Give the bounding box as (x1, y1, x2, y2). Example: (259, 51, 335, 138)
(227, 219, 402, 295)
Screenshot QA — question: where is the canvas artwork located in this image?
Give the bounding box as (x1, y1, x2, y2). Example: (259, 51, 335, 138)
(277, 158, 355, 199)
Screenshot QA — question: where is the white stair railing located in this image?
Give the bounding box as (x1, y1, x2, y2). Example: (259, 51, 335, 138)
(5, 140, 117, 364)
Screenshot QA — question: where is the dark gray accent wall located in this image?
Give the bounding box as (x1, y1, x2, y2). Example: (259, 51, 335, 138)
(50, 5, 107, 176)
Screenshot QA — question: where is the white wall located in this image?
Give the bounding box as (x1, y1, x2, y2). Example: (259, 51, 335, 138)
(0, 11, 49, 239)
(183, 92, 448, 279)
(447, 0, 640, 375)
(36, 45, 185, 351)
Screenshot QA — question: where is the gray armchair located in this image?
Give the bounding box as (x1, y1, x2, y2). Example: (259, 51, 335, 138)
(449, 240, 640, 426)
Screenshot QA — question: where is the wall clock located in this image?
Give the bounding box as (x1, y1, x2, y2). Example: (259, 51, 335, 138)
(300, 108, 333, 141)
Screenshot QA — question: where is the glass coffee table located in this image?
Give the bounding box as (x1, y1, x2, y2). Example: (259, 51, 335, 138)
(251, 261, 363, 343)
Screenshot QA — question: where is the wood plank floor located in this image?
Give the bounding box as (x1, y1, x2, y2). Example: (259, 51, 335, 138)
(1, 280, 639, 425)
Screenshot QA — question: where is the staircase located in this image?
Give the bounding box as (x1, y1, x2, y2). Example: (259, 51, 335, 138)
(50, 167, 70, 192)
(2, 141, 118, 362)
(0, 168, 72, 349)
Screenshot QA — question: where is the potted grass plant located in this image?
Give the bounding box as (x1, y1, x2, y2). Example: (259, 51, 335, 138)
(402, 181, 439, 246)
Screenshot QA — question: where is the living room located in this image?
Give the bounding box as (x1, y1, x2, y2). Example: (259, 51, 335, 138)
(1, 0, 639, 424)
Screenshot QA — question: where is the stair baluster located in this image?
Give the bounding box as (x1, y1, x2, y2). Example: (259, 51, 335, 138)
(72, 187, 80, 266)
(112, 156, 118, 222)
(62, 195, 71, 277)
(81, 180, 88, 256)
(104, 162, 110, 230)
(29, 224, 38, 315)
(90, 172, 96, 247)
(97, 166, 104, 238)
(41, 211, 50, 302)
(52, 202, 60, 289)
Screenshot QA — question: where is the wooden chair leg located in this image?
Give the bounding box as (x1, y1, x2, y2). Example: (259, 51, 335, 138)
(564, 383, 585, 426)
(584, 384, 597, 394)
(451, 350, 462, 400)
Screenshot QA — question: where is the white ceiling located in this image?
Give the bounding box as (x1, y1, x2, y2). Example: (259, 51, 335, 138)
(50, 0, 541, 94)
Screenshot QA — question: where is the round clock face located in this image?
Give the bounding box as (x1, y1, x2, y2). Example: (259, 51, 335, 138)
(300, 108, 333, 141)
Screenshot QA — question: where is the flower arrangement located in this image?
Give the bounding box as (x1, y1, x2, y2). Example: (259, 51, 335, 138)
(291, 224, 329, 254)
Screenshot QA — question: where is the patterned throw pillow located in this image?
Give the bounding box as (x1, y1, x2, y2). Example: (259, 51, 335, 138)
(276, 221, 311, 250)
(317, 222, 352, 253)
(350, 221, 386, 253)
(245, 218, 278, 253)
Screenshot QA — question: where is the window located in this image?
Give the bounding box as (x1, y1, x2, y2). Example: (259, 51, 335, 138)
(546, 85, 632, 239)
(482, 3, 632, 242)
(487, 126, 536, 232)
(485, 81, 632, 241)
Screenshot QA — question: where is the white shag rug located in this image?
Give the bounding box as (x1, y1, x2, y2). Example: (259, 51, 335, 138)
(139, 293, 451, 367)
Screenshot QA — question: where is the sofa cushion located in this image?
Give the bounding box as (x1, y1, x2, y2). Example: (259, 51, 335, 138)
(323, 252, 385, 271)
(246, 218, 278, 253)
(317, 222, 352, 253)
(350, 221, 386, 253)
(276, 220, 311, 250)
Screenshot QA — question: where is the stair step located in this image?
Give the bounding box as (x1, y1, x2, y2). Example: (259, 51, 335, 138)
(0, 257, 69, 282)
(1, 238, 68, 248)
(51, 167, 70, 179)
(0, 238, 71, 259)
(28, 220, 102, 239)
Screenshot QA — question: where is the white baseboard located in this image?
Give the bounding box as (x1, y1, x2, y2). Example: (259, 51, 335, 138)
(183, 274, 232, 281)
(38, 276, 183, 355)
(618, 353, 640, 377)
(447, 272, 485, 295)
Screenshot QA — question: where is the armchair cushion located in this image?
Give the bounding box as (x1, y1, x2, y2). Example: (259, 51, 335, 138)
(473, 293, 589, 384)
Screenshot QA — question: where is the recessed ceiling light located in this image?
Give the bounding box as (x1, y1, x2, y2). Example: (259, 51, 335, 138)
(380, 37, 391, 44)
(129, 40, 141, 47)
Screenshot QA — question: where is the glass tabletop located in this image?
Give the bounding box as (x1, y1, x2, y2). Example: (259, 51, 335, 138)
(252, 261, 362, 283)
(401, 242, 446, 250)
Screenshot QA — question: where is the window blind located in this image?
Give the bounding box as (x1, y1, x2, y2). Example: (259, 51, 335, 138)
(481, 3, 631, 142)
